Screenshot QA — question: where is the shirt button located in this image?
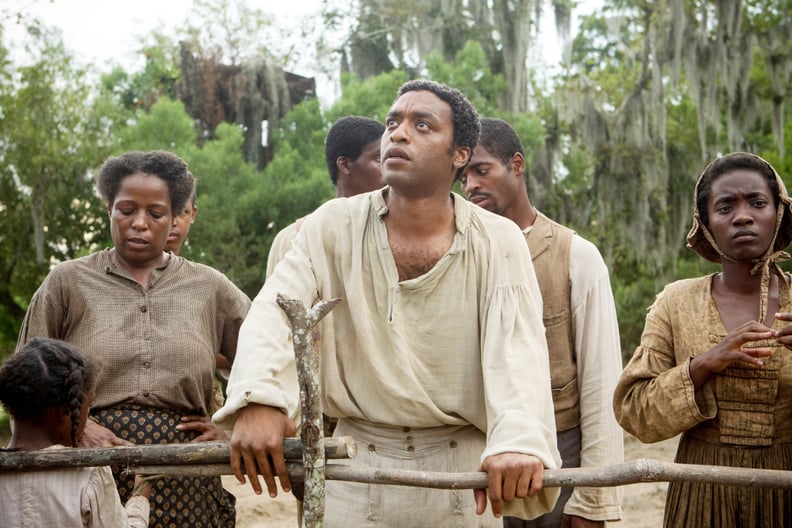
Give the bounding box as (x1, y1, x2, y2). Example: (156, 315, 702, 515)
(406, 445, 415, 452)
(449, 441, 457, 448)
(405, 436, 412, 442)
(143, 362, 151, 369)
(368, 444, 376, 452)
(140, 306, 147, 313)
(402, 427, 411, 433)
(142, 391, 149, 397)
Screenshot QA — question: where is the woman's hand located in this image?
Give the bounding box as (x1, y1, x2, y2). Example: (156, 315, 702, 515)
(78, 421, 131, 447)
(689, 320, 774, 389)
(178, 415, 229, 443)
(772, 312, 792, 350)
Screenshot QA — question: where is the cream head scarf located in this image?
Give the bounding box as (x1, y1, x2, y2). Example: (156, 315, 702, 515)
(687, 152, 792, 323)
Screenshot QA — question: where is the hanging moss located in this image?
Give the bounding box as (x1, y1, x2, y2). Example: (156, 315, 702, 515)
(176, 42, 315, 169)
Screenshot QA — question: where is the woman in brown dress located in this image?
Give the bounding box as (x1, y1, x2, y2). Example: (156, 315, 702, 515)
(613, 152, 792, 527)
(17, 151, 250, 528)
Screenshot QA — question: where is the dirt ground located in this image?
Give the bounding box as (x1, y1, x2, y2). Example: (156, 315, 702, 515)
(229, 432, 680, 528)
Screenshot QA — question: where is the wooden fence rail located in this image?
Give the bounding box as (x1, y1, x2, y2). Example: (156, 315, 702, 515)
(0, 437, 357, 472)
(127, 458, 792, 490)
(3, 442, 792, 489)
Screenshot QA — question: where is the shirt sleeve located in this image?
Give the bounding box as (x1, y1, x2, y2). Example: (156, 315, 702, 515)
(564, 236, 623, 521)
(16, 270, 66, 349)
(477, 235, 562, 520)
(613, 288, 717, 444)
(266, 222, 296, 279)
(217, 277, 252, 367)
(214, 228, 318, 429)
(82, 466, 149, 528)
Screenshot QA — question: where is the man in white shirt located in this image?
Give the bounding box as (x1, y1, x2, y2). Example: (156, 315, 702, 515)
(461, 117, 624, 528)
(215, 81, 561, 527)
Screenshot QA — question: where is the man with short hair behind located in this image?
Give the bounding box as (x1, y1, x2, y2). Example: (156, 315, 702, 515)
(461, 117, 623, 528)
(265, 115, 384, 276)
(215, 81, 560, 527)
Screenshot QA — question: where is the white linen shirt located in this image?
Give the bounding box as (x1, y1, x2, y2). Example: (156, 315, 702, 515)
(215, 189, 561, 518)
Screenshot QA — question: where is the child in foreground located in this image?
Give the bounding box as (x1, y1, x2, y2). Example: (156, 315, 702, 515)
(0, 337, 152, 527)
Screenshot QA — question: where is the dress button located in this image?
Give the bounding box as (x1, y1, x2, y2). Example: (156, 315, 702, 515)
(402, 427, 411, 433)
(140, 306, 147, 313)
(406, 436, 412, 442)
(406, 445, 415, 452)
(449, 440, 457, 448)
(368, 444, 376, 452)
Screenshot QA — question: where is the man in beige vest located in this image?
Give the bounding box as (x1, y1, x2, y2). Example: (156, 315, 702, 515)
(461, 118, 623, 528)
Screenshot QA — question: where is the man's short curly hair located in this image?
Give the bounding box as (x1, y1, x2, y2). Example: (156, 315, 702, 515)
(478, 118, 524, 167)
(96, 151, 196, 214)
(397, 80, 480, 175)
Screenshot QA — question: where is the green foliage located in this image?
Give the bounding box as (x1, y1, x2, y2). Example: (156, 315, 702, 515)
(101, 34, 181, 112)
(425, 41, 508, 116)
(184, 123, 267, 293)
(328, 71, 409, 123)
(119, 98, 198, 153)
(0, 26, 118, 358)
(0, 407, 8, 446)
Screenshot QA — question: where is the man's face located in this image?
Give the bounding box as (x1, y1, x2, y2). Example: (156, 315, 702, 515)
(460, 145, 520, 217)
(165, 203, 197, 255)
(340, 140, 383, 197)
(381, 90, 469, 196)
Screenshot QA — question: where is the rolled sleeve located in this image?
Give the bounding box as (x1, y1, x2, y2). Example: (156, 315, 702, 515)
(214, 234, 318, 430)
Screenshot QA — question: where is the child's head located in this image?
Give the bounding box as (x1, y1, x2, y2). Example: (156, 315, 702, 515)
(0, 338, 98, 447)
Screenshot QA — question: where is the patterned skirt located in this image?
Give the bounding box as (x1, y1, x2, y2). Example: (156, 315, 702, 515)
(93, 405, 236, 528)
(664, 434, 792, 527)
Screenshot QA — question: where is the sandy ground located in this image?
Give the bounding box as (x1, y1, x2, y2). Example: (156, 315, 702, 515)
(228, 432, 680, 528)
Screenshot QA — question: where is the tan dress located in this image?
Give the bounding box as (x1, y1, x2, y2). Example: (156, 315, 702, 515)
(614, 274, 792, 527)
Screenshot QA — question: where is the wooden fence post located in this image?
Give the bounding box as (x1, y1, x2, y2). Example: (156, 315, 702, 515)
(276, 294, 341, 528)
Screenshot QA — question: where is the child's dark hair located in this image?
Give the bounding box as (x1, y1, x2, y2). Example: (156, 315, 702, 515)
(0, 338, 97, 447)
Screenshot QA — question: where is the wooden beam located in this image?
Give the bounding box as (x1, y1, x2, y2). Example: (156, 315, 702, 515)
(130, 459, 792, 490)
(0, 437, 357, 473)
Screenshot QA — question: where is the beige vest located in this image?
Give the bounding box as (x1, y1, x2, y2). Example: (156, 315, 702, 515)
(526, 212, 580, 432)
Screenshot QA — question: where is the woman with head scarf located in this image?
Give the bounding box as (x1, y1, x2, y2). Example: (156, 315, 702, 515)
(613, 152, 792, 527)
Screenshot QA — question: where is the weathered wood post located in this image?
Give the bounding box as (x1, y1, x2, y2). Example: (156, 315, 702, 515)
(276, 293, 341, 528)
